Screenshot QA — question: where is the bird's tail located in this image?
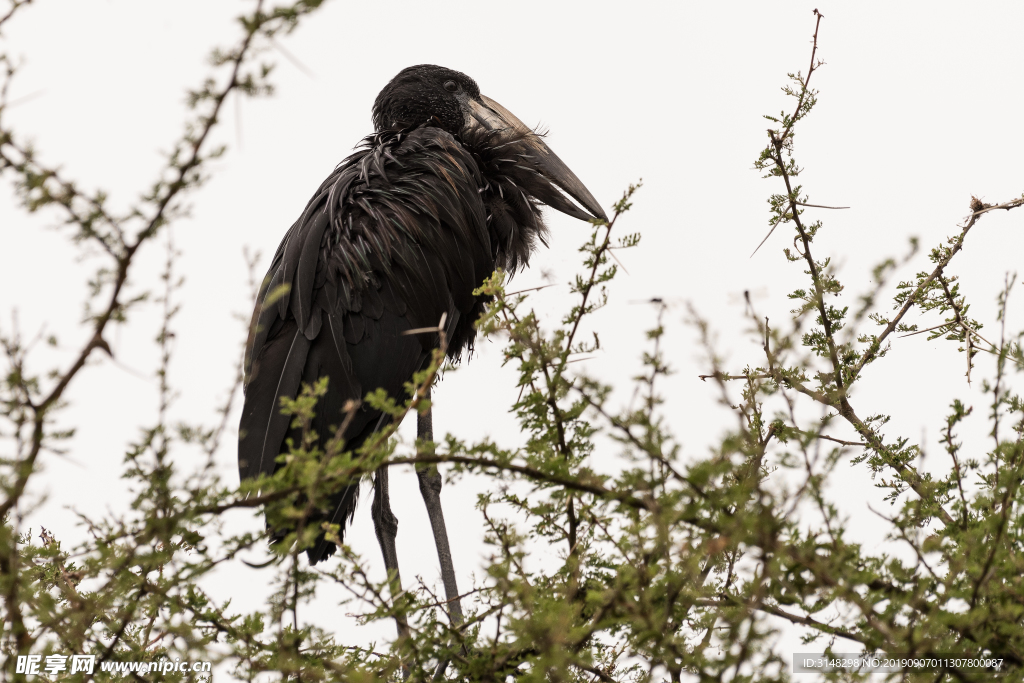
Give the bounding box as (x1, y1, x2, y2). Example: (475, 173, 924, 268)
(305, 481, 361, 564)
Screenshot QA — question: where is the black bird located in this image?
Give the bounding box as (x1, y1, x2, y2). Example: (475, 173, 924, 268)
(238, 65, 606, 568)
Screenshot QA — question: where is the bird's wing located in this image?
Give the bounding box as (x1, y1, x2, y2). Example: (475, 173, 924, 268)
(238, 126, 495, 561)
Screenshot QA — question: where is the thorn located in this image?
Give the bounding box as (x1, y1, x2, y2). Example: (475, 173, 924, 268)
(94, 336, 113, 357)
(401, 312, 449, 336)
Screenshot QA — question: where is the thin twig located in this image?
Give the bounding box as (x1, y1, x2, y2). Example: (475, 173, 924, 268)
(793, 201, 849, 209)
(852, 195, 1024, 381)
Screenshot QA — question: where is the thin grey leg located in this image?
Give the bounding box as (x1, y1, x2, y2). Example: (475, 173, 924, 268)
(416, 392, 464, 626)
(416, 392, 467, 680)
(372, 465, 409, 642)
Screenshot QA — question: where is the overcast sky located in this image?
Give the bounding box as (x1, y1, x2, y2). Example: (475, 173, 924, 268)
(2, 0, 1023, 663)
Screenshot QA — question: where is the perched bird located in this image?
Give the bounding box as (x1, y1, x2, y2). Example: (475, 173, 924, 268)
(238, 64, 606, 565)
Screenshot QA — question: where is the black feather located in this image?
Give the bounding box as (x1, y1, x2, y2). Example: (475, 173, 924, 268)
(239, 65, 596, 563)
(238, 322, 311, 481)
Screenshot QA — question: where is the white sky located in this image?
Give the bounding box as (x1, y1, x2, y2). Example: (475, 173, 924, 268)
(2, 0, 1023, 670)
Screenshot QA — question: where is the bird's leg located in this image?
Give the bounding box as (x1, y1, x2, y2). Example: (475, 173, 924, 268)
(415, 391, 464, 626)
(371, 464, 409, 643)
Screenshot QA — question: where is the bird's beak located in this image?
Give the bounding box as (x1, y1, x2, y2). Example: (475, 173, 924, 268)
(466, 95, 608, 222)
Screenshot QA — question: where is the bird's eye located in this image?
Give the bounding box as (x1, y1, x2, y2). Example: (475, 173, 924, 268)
(443, 80, 459, 93)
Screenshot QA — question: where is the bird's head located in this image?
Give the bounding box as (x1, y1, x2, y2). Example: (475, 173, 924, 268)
(373, 64, 607, 223)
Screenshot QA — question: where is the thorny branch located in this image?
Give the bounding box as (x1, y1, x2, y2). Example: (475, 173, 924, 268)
(0, 0, 308, 519)
(702, 8, 1024, 672)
